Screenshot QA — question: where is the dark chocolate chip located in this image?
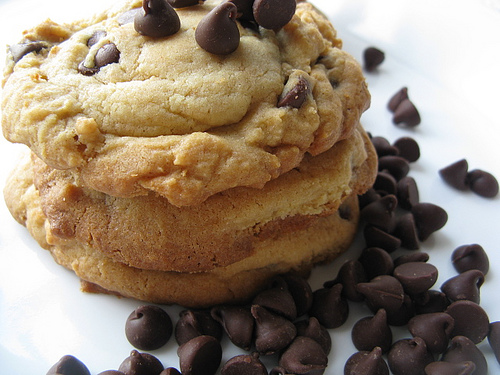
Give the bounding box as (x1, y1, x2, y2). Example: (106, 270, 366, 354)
(397, 176, 419, 210)
(467, 169, 499, 198)
(252, 284, 297, 321)
(125, 305, 173, 351)
(387, 87, 409, 112)
(364, 225, 401, 253)
(392, 137, 420, 163)
(392, 213, 420, 250)
(351, 309, 392, 353)
(279, 336, 328, 375)
(134, 0, 181, 38)
(309, 283, 349, 329)
(230, 0, 255, 21)
(9, 41, 46, 63)
(168, 0, 202, 8)
(78, 61, 99, 76)
(159, 369, 182, 375)
(378, 155, 410, 181)
(97, 371, 126, 375)
(334, 259, 368, 302)
(281, 273, 313, 317)
(177, 336, 222, 375)
(210, 305, 254, 350)
(374, 171, 398, 195)
(371, 136, 399, 157)
(363, 47, 385, 72)
(407, 312, 455, 354)
(358, 247, 394, 280)
(221, 353, 267, 375)
(278, 76, 310, 109)
(252, 0, 296, 30)
(94, 43, 120, 69)
(175, 309, 222, 346)
(414, 290, 450, 315)
(387, 338, 433, 375)
(118, 350, 164, 375)
(385, 293, 415, 327)
(344, 347, 389, 375)
(488, 321, 500, 365)
(441, 269, 484, 304)
(393, 262, 438, 295)
(411, 202, 448, 241)
(392, 98, 421, 127)
(452, 244, 489, 275)
(195, 2, 240, 55)
(356, 275, 405, 315)
(424, 361, 476, 375)
(359, 188, 381, 210)
(393, 252, 429, 268)
(441, 336, 488, 375)
(46, 355, 91, 375)
(87, 30, 107, 47)
(295, 317, 332, 355)
(439, 159, 469, 191)
(251, 305, 297, 355)
(360, 194, 398, 232)
(445, 300, 490, 344)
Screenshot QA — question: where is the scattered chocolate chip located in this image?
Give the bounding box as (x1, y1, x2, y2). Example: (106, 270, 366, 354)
(9, 41, 46, 63)
(445, 300, 490, 344)
(278, 75, 310, 109)
(364, 225, 401, 253)
(118, 350, 164, 375)
(441, 336, 488, 375)
(210, 305, 254, 350)
(358, 247, 394, 280)
(279, 336, 328, 375)
(359, 188, 382, 210)
(393, 137, 420, 163)
(393, 262, 438, 296)
(371, 136, 399, 157)
(408, 312, 455, 354)
(424, 361, 476, 375)
(356, 275, 405, 315)
(281, 274, 313, 317)
(452, 244, 489, 275)
(414, 289, 450, 315)
(411, 202, 448, 241)
(177, 336, 222, 375)
(378, 155, 410, 181)
(87, 30, 107, 47)
(392, 213, 420, 250)
(252, 284, 297, 321)
(175, 309, 222, 346)
(47, 355, 91, 375)
(439, 159, 469, 191)
(351, 309, 392, 353)
(374, 171, 398, 195)
(363, 47, 385, 72)
(97, 371, 126, 375)
(344, 347, 389, 375)
(252, 0, 296, 30)
(221, 353, 267, 375)
(295, 317, 332, 355)
(125, 305, 173, 351)
(251, 305, 297, 355)
(159, 369, 182, 375)
(360, 194, 398, 232)
(385, 293, 416, 327)
(396, 176, 419, 210)
(467, 169, 499, 198)
(334, 259, 368, 302)
(134, 0, 181, 37)
(441, 269, 484, 304)
(195, 2, 240, 55)
(309, 283, 349, 329)
(387, 338, 433, 375)
(168, 0, 202, 8)
(392, 98, 421, 127)
(393, 252, 429, 267)
(488, 321, 500, 364)
(387, 87, 409, 112)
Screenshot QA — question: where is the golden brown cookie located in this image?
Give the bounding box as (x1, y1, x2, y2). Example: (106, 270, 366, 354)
(2, 0, 369, 207)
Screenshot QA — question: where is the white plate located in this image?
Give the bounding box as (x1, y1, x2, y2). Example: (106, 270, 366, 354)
(1, 0, 499, 373)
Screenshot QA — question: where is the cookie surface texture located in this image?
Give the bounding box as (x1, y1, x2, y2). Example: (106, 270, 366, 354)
(2, 0, 370, 206)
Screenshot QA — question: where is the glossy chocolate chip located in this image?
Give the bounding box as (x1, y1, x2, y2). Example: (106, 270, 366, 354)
(364, 225, 401, 253)
(134, 0, 181, 37)
(195, 2, 240, 55)
(393, 252, 429, 267)
(414, 290, 450, 315)
(47, 355, 91, 375)
(467, 169, 499, 198)
(356, 275, 405, 314)
(168, 0, 202, 8)
(334, 259, 368, 302)
(281, 273, 313, 317)
(397, 176, 420, 210)
(393, 213, 420, 250)
(441, 336, 488, 375)
(360, 194, 398, 232)
(10, 41, 46, 63)
(374, 171, 398, 195)
(351, 309, 392, 353)
(295, 317, 332, 355)
(309, 283, 349, 329)
(393, 262, 438, 295)
(94, 43, 120, 69)
(230, 0, 255, 21)
(424, 361, 476, 375)
(221, 353, 267, 375)
(210, 305, 254, 350)
(411, 202, 448, 241)
(452, 244, 489, 275)
(371, 136, 399, 157)
(278, 75, 310, 109)
(445, 300, 490, 344)
(175, 309, 222, 345)
(344, 347, 389, 375)
(125, 305, 173, 350)
(488, 321, 500, 364)
(252, 285, 297, 321)
(253, 0, 296, 30)
(387, 338, 433, 375)
(363, 47, 385, 72)
(251, 305, 297, 355)
(279, 336, 328, 375)
(408, 312, 455, 354)
(378, 155, 410, 181)
(441, 269, 484, 304)
(177, 336, 222, 375)
(87, 30, 106, 46)
(393, 137, 420, 163)
(118, 350, 164, 375)
(387, 87, 409, 112)
(439, 159, 469, 191)
(358, 247, 394, 280)
(392, 98, 421, 127)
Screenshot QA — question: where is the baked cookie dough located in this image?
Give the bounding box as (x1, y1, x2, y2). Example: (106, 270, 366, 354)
(2, 0, 370, 206)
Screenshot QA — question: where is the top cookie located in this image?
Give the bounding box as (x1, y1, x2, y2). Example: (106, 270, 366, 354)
(2, 0, 369, 206)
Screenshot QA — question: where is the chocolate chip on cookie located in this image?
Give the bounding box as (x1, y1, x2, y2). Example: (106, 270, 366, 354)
(134, 0, 181, 37)
(9, 41, 47, 63)
(278, 75, 310, 109)
(253, 0, 296, 30)
(168, 0, 204, 8)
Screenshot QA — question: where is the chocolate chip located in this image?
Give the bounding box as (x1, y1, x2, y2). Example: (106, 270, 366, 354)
(125, 305, 173, 351)
(210, 305, 254, 350)
(364, 225, 401, 253)
(97, 371, 126, 375)
(441, 269, 484, 304)
(87, 30, 106, 47)
(393, 262, 438, 296)
(295, 317, 332, 355)
(119, 8, 141, 25)
(351, 309, 392, 353)
(393, 137, 420, 163)
(159, 369, 182, 375)
(467, 169, 499, 198)
(441, 336, 488, 375)
(47, 355, 91, 375)
(424, 361, 476, 375)
(371, 136, 399, 157)
(252, 284, 297, 321)
(392, 98, 421, 127)
(363, 47, 385, 72)
(452, 244, 489, 275)
(411, 202, 448, 241)
(118, 350, 164, 375)
(373, 171, 398, 195)
(252, 0, 296, 30)
(414, 290, 450, 315)
(195, 2, 240, 55)
(488, 321, 500, 365)
(278, 336, 328, 375)
(378, 155, 410, 181)
(134, 0, 181, 37)
(309, 283, 349, 329)
(358, 247, 394, 279)
(175, 309, 222, 346)
(9, 41, 46, 63)
(168, 0, 202, 8)
(177, 336, 222, 375)
(344, 347, 389, 375)
(408, 312, 455, 354)
(359, 188, 382, 210)
(230, 0, 255, 21)
(221, 353, 267, 375)
(281, 273, 313, 317)
(360, 194, 398, 232)
(387, 87, 409, 112)
(387, 338, 433, 375)
(439, 159, 469, 191)
(356, 275, 405, 315)
(251, 305, 297, 355)
(445, 300, 490, 344)
(78, 61, 99, 76)
(385, 293, 416, 327)
(397, 176, 419, 210)
(334, 259, 368, 302)
(393, 252, 429, 268)
(392, 213, 420, 250)
(278, 75, 310, 109)
(94, 43, 120, 69)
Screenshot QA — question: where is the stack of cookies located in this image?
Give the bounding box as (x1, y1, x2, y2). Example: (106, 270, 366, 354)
(2, 0, 377, 307)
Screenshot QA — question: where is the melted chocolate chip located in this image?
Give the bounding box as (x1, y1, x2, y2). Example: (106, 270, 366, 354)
(125, 305, 173, 351)
(441, 269, 484, 304)
(9, 41, 46, 63)
(252, 0, 296, 30)
(278, 336, 328, 375)
(47, 355, 91, 375)
(221, 353, 267, 375)
(467, 169, 499, 198)
(351, 309, 392, 353)
(441, 336, 488, 375)
(392, 98, 421, 127)
(387, 338, 433, 375)
(363, 47, 385, 72)
(452, 244, 489, 275)
(445, 300, 490, 344)
(134, 0, 181, 38)
(211, 305, 254, 350)
(251, 305, 297, 355)
(118, 350, 164, 375)
(278, 76, 310, 108)
(177, 336, 222, 375)
(439, 159, 469, 191)
(309, 283, 349, 329)
(387, 87, 409, 112)
(195, 2, 240, 55)
(344, 347, 389, 375)
(424, 361, 476, 375)
(408, 312, 455, 354)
